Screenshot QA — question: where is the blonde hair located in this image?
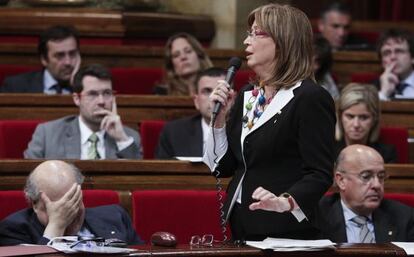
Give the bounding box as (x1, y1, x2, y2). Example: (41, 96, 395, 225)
(248, 4, 314, 89)
(336, 83, 380, 143)
(163, 32, 213, 95)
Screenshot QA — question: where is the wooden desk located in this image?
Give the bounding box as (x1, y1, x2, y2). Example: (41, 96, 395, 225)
(0, 42, 378, 84)
(4, 243, 407, 257)
(0, 160, 411, 215)
(1, 94, 413, 126)
(0, 160, 411, 193)
(0, 43, 245, 70)
(1, 94, 414, 160)
(0, 8, 214, 44)
(0, 94, 198, 128)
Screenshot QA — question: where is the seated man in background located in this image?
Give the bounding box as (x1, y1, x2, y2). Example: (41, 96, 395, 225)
(1, 25, 81, 94)
(316, 144, 414, 243)
(155, 67, 225, 159)
(317, 1, 371, 51)
(24, 64, 142, 159)
(376, 29, 414, 100)
(313, 36, 339, 100)
(0, 160, 143, 246)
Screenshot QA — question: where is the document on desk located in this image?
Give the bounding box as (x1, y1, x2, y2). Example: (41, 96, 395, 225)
(246, 238, 336, 251)
(392, 242, 414, 255)
(49, 243, 136, 254)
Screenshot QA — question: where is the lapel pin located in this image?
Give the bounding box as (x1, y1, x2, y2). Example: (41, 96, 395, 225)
(274, 111, 282, 123)
(111, 231, 116, 235)
(388, 231, 393, 236)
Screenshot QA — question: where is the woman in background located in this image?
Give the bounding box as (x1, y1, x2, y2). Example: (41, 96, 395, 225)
(154, 32, 213, 96)
(336, 83, 397, 163)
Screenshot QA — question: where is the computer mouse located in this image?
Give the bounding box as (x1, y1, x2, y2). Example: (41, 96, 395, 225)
(151, 231, 177, 247)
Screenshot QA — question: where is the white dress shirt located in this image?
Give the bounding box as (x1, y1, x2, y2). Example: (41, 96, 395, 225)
(78, 117, 133, 160)
(43, 70, 72, 95)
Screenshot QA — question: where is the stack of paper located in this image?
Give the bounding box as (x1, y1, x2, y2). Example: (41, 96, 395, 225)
(247, 238, 336, 251)
(392, 242, 414, 255)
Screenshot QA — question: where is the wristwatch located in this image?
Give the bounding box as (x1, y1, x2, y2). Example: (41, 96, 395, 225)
(281, 193, 294, 212)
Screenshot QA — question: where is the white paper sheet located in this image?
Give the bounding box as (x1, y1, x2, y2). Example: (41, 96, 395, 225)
(247, 238, 336, 252)
(392, 242, 414, 255)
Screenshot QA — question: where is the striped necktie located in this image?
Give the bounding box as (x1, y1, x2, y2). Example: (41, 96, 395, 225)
(87, 133, 101, 160)
(352, 215, 375, 243)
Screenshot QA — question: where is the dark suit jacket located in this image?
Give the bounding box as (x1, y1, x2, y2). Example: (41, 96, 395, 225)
(215, 79, 336, 239)
(316, 193, 414, 243)
(335, 139, 397, 163)
(1, 70, 44, 93)
(155, 115, 203, 159)
(24, 115, 142, 159)
(0, 204, 143, 246)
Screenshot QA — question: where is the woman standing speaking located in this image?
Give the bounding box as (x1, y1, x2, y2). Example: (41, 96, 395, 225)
(204, 4, 336, 241)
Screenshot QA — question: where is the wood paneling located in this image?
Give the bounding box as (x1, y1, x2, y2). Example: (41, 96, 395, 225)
(0, 8, 214, 42)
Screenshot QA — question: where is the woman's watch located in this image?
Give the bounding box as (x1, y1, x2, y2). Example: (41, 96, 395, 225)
(281, 193, 294, 212)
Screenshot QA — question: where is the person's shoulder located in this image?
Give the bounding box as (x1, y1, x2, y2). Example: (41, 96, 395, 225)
(4, 70, 42, 82)
(319, 193, 340, 207)
(86, 204, 125, 215)
(369, 141, 397, 163)
(295, 79, 334, 101)
(164, 115, 201, 129)
(123, 125, 139, 135)
(38, 115, 77, 129)
(380, 198, 414, 213)
(0, 208, 33, 224)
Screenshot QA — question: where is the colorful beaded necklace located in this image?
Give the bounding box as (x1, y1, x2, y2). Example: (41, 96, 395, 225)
(242, 86, 277, 130)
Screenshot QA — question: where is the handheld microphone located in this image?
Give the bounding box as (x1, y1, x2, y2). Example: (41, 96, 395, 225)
(212, 57, 242, 121)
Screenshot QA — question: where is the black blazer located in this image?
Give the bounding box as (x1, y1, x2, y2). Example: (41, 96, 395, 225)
(316, 193, 414, 243)
(215, 79, 336, 238)
(155, 115, 203, 159)
(1, 70, 44, 93)
(0, 205, 143, 246)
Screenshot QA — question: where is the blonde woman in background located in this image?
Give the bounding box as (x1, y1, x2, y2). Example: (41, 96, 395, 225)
(336, 83, 397, 163)
(154, 32, 213, 96)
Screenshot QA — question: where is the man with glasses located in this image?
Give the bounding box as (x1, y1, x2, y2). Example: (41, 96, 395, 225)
(316, 144, 414, 243)
(24, 64, 141, 159)
(0, 160, 143, 245)
(155, 67, 225, 159)
(1, 25, 81, 94)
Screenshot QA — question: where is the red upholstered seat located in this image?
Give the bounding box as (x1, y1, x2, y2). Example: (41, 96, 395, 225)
(384, 193, 414, 207)
(111, 67, 163, 94)
(132, 190, 230, 244)
(140, 120, 166, 159)
(0, 65, 40, 85)
(0, 190, 120, 220)
(379, 127, 409, 163)
(0, 120, 43, 159)
(0, 191, 27, 221)
(82, 189, 120, 208)
(350, 72, 379, 84)
(234, 70, 255, 91)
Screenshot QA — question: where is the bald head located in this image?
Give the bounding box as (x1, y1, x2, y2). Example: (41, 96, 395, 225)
(25, 160, 84, 203)
(336, 144, 384, 172)
(335, 144, 385, 216)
